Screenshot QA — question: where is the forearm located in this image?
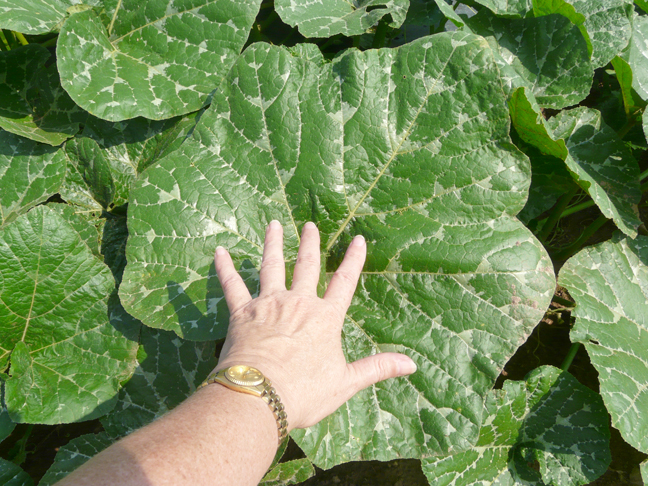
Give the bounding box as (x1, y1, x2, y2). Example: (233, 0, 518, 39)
(56, 384, 278, 486)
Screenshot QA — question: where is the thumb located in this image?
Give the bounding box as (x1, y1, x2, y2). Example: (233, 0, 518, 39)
(347, 353, 417, 393)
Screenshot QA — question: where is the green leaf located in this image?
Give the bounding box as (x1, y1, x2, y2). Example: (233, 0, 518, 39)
(642, 459, 648, 485)
(0, 459, 33, 486)
(627, 16, 648, 101)
(559, 235, 648, 455)
(39, 432, 114, 486)
(467, 12, 593, 109)
(0, 0, 98, 35)
(56, 0, 262, 122)
(404, 0, 444, 27)
(509, 89, 642, 238)
(432, 0, 466, 28)
(555, 0, 634, 69)
(473, 0, 533, 17)
(515, 138, 577, 225)
(547, 107, 642, 238)
(260, 458, 316, 486)
(637, 0, 648, 13)
(121, 35, 555, 467)
(47, 202, 105, 258)
(101, 327, 216, 438)
(0, 44, 87, 146)
(61, 114, 196, 211)
(0, 206, 138, 424)
(275, 0, 409, 38)
(473, 0, 634, 68)
(422, 366, 611, 486)
(611, 56, 644, 119)
(0, 130, 67, 227)
(0, 404, 15, 443)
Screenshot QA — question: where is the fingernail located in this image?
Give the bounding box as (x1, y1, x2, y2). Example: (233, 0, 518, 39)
(304, 221, 316, 230)
(398, 356, 417, 375)
(352, 235, 365, 246)
(269, 220, 281, 230)
(215, 246, 226, 256)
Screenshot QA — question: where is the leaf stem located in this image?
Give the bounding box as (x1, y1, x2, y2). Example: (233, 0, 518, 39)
(536, 186, 579, 242)
(14, 32, 28, 45)
(617, 119, 637, 139)
(560, 199, 595, 219)
(552, 215, 609, 261)
(560, 342, 580, 371)
(40, 36, 58, 48)
(0, 31, 8, 50)
(1, 29, 16, 49)
(9, 424, 34, 465)
(552, 295, 575, 307)
(373, 19, 388, 49)
(640, 167, 648, 182)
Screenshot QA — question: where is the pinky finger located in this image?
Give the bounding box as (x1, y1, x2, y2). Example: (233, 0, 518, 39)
(214, 246, 252, 313)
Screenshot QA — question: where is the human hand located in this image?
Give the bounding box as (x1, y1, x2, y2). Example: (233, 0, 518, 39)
(214, 221, 417, 431)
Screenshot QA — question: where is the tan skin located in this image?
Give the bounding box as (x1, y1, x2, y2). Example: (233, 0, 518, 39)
(55, 221, 417, 486)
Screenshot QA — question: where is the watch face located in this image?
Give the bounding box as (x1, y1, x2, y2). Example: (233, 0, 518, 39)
(225, 365, 264, 386)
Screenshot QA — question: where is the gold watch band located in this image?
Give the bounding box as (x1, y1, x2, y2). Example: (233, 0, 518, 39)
(198, 367, 288, 443)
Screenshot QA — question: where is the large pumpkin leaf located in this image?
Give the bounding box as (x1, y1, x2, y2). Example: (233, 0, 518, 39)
(0, 459, 33, 486)
(0, 403, 15, 443)
(0, 130, 67, 228)
(0, 0, 98, 35)
(39, 432, 115, 486)
(61, 114, 197, 211)
(56, 0, 262, 122)
(274, 0, 409, 38)
(559, 235, 648, 455)
(509, 89, 642, 238)
(466, 12, 593, 109)
(0, 206, 138, 424)
(120, 34, 555, 466)
(421, 366, 610, 486)
(101, 327, 216, 438)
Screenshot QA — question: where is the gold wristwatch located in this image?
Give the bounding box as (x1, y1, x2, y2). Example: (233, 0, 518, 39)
(198, 365, 288, 442)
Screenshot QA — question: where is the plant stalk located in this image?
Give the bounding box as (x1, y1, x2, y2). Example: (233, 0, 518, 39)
(560, 342, 581, 371)
(373, 19, 389, 49)
(536, 186, 579, 242)
(41, 36, 58, 48)
(617, 119, 637, 139)
(552, 215, 609, 261)
(14, 32, 28, 45)
(552, 295, 575, 307)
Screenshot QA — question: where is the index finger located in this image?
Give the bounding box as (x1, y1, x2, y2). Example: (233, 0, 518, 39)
(323, 235, 366, 310)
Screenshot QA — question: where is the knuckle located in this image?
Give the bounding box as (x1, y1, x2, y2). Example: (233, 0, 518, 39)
(261, 257, 284, 271)
(374, 358, 396, 382)
(335, 270, 356, 286)
(296, 254, 319, 267)
(219, 273, 241, 292)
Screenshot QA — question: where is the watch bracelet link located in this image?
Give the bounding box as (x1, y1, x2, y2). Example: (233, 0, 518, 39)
(260, 381, 289, 441)
(198, 370, 288, 442)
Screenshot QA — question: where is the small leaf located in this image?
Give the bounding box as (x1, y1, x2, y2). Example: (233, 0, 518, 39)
(626, 15, 648, 101)
(275, 0, 410, 38)
(0, 130, 67, 227)
(422, 366, 611, 486)
(39, 432, 114, 486)
(56, 0, 263, 122)
(473, 0, 533, 17)
(548, 107, 642, 238)
(0, 404, 15, 443)
(0, 206, 138, 424)
(47, 202, 105, 258)
(60, 114, 198, 211)
(467, 12, 593, 109)
(510, 89, 642, 238)
(559, 235, 648, 454)
(0, 459, 33, 486)
(260, 458, 316, 486)
(100, 327, 216, 438)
